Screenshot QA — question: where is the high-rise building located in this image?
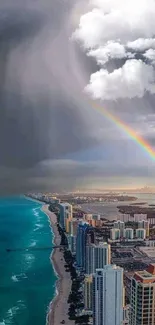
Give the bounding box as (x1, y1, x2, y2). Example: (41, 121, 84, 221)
(86, 243, 111, 275)
(93, 265, 124, 325)
(84, 214, 93, 221)
(136, 228, 146, 240)
(84, 275, 93, 312)
(95, 220, 103, 228)
(58, 203, 72, 230)
(69, 219, 79, 236)
(121, 214, 132, 223)
(110, 228, 120, 240)
(134, 214, 147, 222)
(114, 220, 125, 237)
(76, 222, 93, 270)
(138, 220, 149, 237)
(93, 214, 101, 221)
(123, 228, 134, 240)
(65, 217, 72, 233)
(68, 234, 76, 255)
(130, 264, 155, 325)
(87, 226, 95, 245)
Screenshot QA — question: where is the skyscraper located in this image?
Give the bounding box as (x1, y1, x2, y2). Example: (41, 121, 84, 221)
(58, 203, 72, 230)
(138, 220, 149, 237)
(84, 275, 93, 313)
(110, 228, 120, 240)
(69, 219, 79, 236)
(68, 234, 76, 255)
(136, 228, 146, 240)
(86, 243, 111, 275)
(123, 228, 134, 240)
(130, 264, 155, 325)
(65, 217, 72, 233)
(93, 265, 124, 325)
(114, 220, 125, 237)
(76, 222, 92, 270)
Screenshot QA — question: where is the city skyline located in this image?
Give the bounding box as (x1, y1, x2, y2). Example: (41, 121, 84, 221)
(28, 191, 155, 325)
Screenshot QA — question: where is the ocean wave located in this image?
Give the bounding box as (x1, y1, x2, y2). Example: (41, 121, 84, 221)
(24, 253, 35, 269)
(25, 254, 35, 261)
(34, 223, 43, 231)
(33, 207, 40, 212)
(34, 227, 39, 232)
(30, 240, 37, 247)
(5, 306, 19, 322)
(7, 307, 15, 317)
(11, 275, 18, 282)
(11, 273, 27, 282)
(17, 300, 26, 310)
(1, 300, 26, 324)
(33, 207, 40, 217)
(36, 223, 43, 228)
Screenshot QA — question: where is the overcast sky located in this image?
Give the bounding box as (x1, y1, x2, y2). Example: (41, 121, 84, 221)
(0, 0, 155, 194)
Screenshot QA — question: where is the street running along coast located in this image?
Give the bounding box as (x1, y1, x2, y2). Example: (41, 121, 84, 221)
(42, 205, 74, 325)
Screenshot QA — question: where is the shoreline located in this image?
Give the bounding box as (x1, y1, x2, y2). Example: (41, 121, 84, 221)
(24, 195, 44, 205)
(42, 205, 74, 325)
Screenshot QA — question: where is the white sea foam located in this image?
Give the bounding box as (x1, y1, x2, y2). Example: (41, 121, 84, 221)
(11, 275, 19, 282)
(11, 273, 27, 282)
(25, 253, 35, 270)
(33, 207, 40, 217)
(30, 240, 37, 247)
(34, 227, 39, 232)
(6, 308, 13, 317)
(33, 207, 40, 212)
(3, 300, 26, 324)
(20, 273, 27, 279)
(17, 300, 26, 310)
(34, 223, 44, 231)
(25, 254, 34, 261)
(36, 223, 43, 228)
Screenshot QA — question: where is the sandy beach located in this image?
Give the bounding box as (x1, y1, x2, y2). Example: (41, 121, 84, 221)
(42, 205, 74, 325)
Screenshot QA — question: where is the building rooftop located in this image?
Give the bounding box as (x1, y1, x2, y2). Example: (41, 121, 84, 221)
(59, 202, 71, 207)
(96, 264, 122, 273)
(139, 246, 155, 258)
(114, 220, 124, 224)
(89, 242, 109, 248)
(134, 264, 155, 283)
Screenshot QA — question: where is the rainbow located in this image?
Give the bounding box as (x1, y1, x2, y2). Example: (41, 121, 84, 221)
(90, 101, 155, 161)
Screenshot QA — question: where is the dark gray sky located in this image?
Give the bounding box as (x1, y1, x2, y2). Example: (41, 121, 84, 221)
(0, 0, 155, 194)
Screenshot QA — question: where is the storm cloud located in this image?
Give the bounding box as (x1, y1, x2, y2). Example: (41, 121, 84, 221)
(0, 0, 155, 194)
(0, 0, 101, 193)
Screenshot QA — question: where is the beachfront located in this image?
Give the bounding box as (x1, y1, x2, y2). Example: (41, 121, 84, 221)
(42, 205, 74, 325)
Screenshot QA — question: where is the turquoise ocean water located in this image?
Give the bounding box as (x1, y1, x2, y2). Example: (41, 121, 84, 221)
(0, 196, 57, 325)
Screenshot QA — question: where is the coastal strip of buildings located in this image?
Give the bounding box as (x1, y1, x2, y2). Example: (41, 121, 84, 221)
(29, 193, 155, 325)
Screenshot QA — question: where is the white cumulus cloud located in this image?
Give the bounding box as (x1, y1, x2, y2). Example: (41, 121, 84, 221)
(144, 49, 155, 62)
(87, 42, 133, 65)
(127, 38, 155, 52)
(85, 60, 155, 100)
(73, 0, 155, 100)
